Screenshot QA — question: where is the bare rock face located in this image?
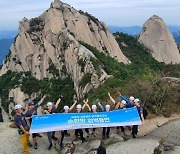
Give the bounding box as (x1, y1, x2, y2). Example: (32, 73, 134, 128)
(139, 15, 180, 64)
(0, 0, 129, 99)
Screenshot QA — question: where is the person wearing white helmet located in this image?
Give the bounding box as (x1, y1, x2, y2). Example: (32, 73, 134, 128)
(63, 105, 69, 112)
(116, 91, 135, 108)
(14, 104, 30, 154)
(43, 98, 61, 150)
(132, 98, 145, 138)
(59, 99, 78, 149)
(74, 102, 86, 143)
(108, 92, 127, 135)
(97, 100, 111, 139)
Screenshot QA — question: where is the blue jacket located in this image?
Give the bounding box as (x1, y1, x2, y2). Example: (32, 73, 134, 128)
(120, 95, 134, 108)
(99, 104, 105, 111)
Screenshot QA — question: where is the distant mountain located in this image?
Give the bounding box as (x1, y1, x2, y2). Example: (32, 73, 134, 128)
(0, 31, 17, 65)
(109, 26, 141, 36)
(109, 25, 180, 47)
(0, 39, 14, 65)
(0, 31, 17, 39)
(173, 31, 180, 47)
(138, 15, 180, 64)
(168, 26, 180, 33)
(109, 25, 180, 35)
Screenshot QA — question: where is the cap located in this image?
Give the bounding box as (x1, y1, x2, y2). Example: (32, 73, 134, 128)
(64, 106, 69, 110)
(134, 99, 140, 103)
(47, 102, 53, 107)
(129, 96, 135, 101)
(15, 104, 22, 110)
(28, 101, 34, 106)
(121, 100, 127, 105)
(76, 104, 82, 109)
(105, 104, 110, 109)
(92, 105, 97, 110)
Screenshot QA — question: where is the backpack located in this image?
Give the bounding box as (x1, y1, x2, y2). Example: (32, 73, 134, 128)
(143, 107, 148, 119)
(137, 106, 148, 119)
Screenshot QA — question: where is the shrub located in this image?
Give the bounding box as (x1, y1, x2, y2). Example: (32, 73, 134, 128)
(47, 63, 59, 77)
(79, 73, 92, 88)
(78, 58, 86, 72)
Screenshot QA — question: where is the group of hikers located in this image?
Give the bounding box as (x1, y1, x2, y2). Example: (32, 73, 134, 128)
(14, 91, 146, 154)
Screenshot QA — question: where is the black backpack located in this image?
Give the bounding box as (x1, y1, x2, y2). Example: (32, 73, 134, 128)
(138, 106, 148, 119)
(143, 107, 148, 119)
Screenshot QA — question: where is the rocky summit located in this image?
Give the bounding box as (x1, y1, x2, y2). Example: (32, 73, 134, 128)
(0, 0, 130, 100)
(139, 15, 180, 64)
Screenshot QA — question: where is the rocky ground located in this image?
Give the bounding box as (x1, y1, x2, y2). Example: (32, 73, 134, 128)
(0, 114, 179, 154)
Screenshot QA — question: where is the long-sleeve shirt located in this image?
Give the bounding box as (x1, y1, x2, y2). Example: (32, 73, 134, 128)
(25, 97, 44, 125)
(120, 95, 134, 108)
(99, 104, 105, 112)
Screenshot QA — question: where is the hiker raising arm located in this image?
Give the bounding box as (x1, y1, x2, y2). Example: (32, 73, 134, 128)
(37, 95, 46, 107)
(82, 99, 91, 112)
(55, 98, 61, 109)
(97, 101, 105, 111)
(108, 92, 116, 104)
(69, 99, 78, 111)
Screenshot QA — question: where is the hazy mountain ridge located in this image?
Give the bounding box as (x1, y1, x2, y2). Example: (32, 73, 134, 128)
(1, 25, 180, 66)
(109, 25, 180, 47)
(0, 38, 14, 65)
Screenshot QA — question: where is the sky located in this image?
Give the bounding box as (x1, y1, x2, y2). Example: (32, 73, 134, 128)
(0, 0, 180, 30)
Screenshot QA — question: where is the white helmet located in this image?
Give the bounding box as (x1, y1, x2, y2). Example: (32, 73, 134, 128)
(134, 99, 140, 103)
(64, 106, 69, 110)
(92, 105, 97, 110)
(76, 104, 82, 109)
(105, 104, 110, 109)
(121, 100, 127, 105)
(47, 102, 53, 107)
(15, 104, 22, 110)
(129, 96, 135, 101)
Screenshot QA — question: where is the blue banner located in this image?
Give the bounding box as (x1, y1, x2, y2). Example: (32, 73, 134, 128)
(30, 107, 141, 133)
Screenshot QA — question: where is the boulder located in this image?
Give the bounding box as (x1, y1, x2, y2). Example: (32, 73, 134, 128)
(106, 138, 160, 154)
(73, 140, 101, 154)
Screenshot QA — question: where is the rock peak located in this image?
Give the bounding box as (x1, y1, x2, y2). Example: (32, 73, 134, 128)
(0, 0, 129, 99)
(149, 15, 163, 21)
(50, 0, 64, 9)
(139, 16, 180, 64)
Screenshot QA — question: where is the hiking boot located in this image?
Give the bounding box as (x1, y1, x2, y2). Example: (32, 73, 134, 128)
(37, 133, 42, 137)
(106, 135, 110, 139)
(48, 143, 53, 150)
(28, 142, 32, 147)
(82, 138, 86, 143)
(59, 143, 64, 150)
(132, 134, 136, 138)
(34, 143, 38, 149)
(86, 132, 90, 138)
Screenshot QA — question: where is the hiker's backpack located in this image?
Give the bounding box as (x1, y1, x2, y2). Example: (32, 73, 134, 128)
(143, 107, 148, 119)
(138, 106, 148, 119)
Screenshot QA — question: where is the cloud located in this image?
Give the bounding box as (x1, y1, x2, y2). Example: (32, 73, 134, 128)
(0, 0, 179, 30)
